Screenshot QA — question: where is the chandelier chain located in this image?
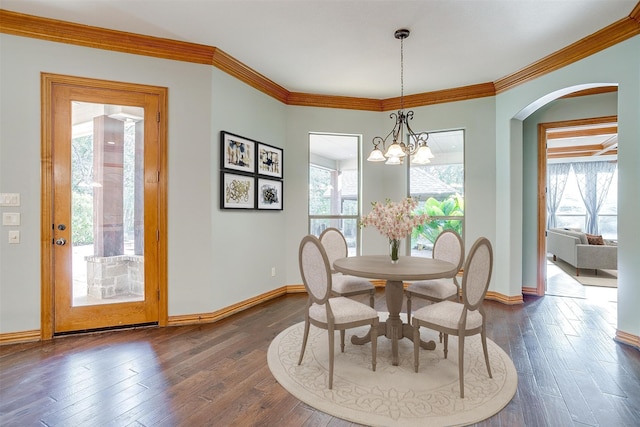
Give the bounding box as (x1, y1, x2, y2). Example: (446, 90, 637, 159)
(400, 35, 404, 111)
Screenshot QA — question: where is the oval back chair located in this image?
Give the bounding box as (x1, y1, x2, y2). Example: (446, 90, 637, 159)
(411, 236, 493, 398)
(297, 235, 379, 389)
(406, 230, 464, 323)
(319, 227, 376, 307)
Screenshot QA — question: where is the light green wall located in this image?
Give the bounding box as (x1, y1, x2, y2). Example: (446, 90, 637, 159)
(496, 36, 639, 338)
(1, 32, 638, 342)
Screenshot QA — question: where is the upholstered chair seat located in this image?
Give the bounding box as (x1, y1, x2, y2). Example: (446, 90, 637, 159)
(414, 300, 483, 330)
(406, 279, 458, 302)
(309, 296, 378, 324)
(331, 273, 375, 294)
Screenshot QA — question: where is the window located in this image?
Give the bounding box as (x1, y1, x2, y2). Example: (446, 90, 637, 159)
(598, 167, 617, 239)
(555, 165, 617, 239)
(409, 129, 464, 257)
(309, 133, 360, 255)
(555, 168, 586, 230)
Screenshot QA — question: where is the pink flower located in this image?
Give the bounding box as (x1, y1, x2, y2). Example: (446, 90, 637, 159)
(361, 198, 430, 241)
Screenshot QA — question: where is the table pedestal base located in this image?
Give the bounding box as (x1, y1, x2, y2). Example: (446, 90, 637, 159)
(351, 279, 435, 366)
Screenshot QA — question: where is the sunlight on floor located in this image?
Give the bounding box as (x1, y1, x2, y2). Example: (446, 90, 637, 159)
(546, 259, 617, 302)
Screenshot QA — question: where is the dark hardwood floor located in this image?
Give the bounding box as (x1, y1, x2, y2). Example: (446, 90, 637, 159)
(1, 287, 639, 426)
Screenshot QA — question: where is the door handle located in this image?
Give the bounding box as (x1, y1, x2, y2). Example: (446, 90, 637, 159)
(55, 238, 67, 246)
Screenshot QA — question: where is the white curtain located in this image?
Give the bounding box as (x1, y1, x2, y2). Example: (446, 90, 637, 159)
(546, 163, 571, 230)
(572, 161, 616, 235)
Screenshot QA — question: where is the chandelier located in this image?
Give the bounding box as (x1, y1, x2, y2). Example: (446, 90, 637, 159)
(367, 29, 434, 165)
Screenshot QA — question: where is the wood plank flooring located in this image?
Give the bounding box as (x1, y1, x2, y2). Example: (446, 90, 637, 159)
(1, 289, 639, 426)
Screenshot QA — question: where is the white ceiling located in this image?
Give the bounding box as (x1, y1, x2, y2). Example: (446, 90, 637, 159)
(2, 0, 636, 99)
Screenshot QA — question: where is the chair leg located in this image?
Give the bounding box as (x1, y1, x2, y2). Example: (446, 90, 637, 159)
(458, 336, 465, 398)
(413, 320, 420, 372)
(328, 327, 335, 389)
(406, 293, 412, 324)
(369, 289, 375, 308)
(340, 330, 345, 352)
(481, 329, 492, 378)
(371, 319, 378, 372)
(443, 333, 449, 359)
(298, 318, 310, 365)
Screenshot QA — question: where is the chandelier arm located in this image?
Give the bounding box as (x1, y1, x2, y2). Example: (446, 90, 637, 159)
(375, 112, 399, 150)
(371, 136, 385, 149)
(393, 112, 403, 146)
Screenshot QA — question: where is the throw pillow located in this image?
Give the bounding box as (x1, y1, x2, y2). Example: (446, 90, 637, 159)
(586, 233, 605, 245)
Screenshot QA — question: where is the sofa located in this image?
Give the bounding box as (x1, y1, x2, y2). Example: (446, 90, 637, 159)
(546, 228, 617, 275)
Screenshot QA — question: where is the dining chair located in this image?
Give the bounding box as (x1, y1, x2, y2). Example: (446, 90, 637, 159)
(411, 236, 493, 398)
(406, 230, 464, 324)
(319, 227, 376, 307)
(297, 235, 379, 389)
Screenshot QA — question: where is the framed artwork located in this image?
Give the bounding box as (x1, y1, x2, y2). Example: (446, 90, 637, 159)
(221, 131, 256, 174)
(221, 172, 255, 209)
(257, 178, 283, 210)
(257, 142, 283, 179)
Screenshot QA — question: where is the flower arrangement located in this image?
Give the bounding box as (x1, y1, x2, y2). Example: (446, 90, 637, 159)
(361, 198, 430, 262)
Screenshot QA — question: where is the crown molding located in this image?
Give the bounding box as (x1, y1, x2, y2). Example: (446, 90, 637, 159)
(1, 7, 638, 110)
(632, 2, 640, 23)
(286, 92, 383, 111)
(0, 10, 216, 64)
(381, 82, 497, 111)
(211, 48, 289, 103)
(495, 15, 640, 93)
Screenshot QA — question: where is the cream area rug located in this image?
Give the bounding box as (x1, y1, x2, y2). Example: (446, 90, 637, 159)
(551, 257, 617, 288)
(268, 313, 517, 427)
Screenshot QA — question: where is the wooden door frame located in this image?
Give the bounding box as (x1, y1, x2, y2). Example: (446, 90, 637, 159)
(536, 116, 618, 296)
(40, 73, 168, 339)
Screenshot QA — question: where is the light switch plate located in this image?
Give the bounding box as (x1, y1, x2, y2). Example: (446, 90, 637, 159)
(2, 212, 20, 226)
(0, 193, 20, 207)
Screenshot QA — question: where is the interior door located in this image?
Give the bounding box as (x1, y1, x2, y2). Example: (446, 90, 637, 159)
(42, 74, 167, 335)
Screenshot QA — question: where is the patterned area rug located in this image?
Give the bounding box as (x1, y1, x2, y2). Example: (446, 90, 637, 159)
(268, 313, 517, 427)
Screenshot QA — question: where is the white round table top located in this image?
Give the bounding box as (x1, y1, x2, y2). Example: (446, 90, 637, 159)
(333, 255, 457, 281)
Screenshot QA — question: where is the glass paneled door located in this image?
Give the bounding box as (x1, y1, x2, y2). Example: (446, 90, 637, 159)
(44, 75, 165, 335)
(71, 102, 145, 307)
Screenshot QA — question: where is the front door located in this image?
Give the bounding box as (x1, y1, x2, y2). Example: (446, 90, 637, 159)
(41, 74, 167, 336)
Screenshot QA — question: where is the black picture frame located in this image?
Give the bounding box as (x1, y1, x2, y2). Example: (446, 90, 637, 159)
(221, 131, 256, 174)
(220, 171, 256, 209)
(257, 142, 283, 179)
(257, 178, 283, 210)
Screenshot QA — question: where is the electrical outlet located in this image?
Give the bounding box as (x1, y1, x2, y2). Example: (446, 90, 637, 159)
(271, 267, 276, 277)
(8, 230, 20, 244)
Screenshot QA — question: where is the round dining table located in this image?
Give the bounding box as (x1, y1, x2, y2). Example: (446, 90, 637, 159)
(333, 255, 458, 366)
